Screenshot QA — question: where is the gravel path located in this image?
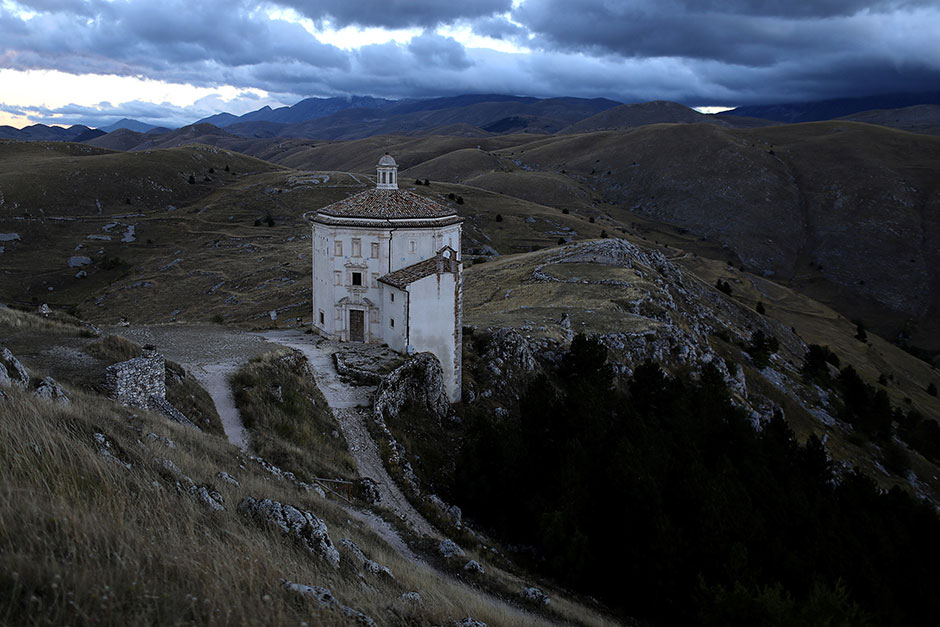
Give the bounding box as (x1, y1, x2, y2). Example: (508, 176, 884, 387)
(261, 330, 442, 540)
(110, 325, 442, 548)
(108, 324, 271, 450)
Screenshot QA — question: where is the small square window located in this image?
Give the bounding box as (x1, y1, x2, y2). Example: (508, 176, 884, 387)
(390, 318, 395, 328)
(352, 272, 362, 286)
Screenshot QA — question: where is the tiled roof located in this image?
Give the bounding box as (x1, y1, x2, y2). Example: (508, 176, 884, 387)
(317, 189, 456, 220)
(379, 257, 456, 289)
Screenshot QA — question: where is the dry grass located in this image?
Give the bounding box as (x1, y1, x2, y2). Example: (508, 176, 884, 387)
(232, 349, 357, 482)
(0, 374, 611, 626)
(83, 334, 143, 362)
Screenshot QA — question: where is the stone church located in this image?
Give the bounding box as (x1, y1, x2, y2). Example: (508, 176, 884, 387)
(308, 154, 463, 402)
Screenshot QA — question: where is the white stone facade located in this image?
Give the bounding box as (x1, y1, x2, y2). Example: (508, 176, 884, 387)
(308, 155, 463, 402)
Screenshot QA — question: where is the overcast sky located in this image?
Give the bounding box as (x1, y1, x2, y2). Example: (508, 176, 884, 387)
(0, 0, 937, 128)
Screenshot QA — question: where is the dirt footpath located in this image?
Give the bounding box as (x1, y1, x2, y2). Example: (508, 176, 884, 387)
(109, 324, 273, 450)
(260, 330, 442, 540)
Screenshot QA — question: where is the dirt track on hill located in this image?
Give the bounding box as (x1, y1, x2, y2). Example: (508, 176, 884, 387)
(111, 324, 442, 542)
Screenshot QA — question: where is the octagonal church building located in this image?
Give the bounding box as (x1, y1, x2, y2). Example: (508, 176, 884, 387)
(307, 154, 463, 402)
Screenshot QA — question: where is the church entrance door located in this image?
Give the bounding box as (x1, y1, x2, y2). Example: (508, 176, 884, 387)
(349, 310, 364, 342)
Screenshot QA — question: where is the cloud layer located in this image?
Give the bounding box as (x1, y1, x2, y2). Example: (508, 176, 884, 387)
(1, 0, 938, 127)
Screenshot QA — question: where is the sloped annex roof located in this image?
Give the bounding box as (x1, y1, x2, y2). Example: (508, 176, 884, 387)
(378, 255, 458, 290)
(316, 188, 456, 220)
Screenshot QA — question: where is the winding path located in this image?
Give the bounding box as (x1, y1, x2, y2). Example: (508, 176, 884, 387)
(261, 330, 441, 540)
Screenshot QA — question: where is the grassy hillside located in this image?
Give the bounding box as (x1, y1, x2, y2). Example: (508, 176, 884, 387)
(0, 309, 620, 626)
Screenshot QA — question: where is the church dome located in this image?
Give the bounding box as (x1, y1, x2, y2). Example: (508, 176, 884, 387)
(378, 153, 397, 167)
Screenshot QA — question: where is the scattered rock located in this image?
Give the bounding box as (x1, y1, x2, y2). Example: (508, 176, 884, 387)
(520, 587, 550, 605)
(463, 560, 485, 574)
(217, 471, 240, 486)
(34, 376, 69, 405)
(438, 538, 465, 558)
(281, 580, 376, 626)
(239, 498, 340, 567)
(427, 494, 462, 528)
(154, 456, 193, 485)
(68, 255, 92, 268)
(353, 477, 381, 504)
(146, 433, 176, 448)
(188, 485, 225, 511)
(340, 538, 394, 579)
(455, 618, 488, 627)
(95, 433, 131, 469)
(400, 591, 424, 605)
(0, 347, 29, 388)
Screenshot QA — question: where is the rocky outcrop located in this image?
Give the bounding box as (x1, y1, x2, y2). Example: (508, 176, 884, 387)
(520, 586, 550, 605)
(238, 498, 340, 567)
(340, 538, 394, 578)
(438, 538, 465, 558)
(0, 347, 29, 389)
(463, 560, 485, 574)
(34, 376, 69, 405)
(373, 352, 449, 428)
(188, 485, 224, 511)
(281, 580, 376, 626)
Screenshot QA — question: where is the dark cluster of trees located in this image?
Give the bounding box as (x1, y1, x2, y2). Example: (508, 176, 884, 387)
(454, 335, 940, 625)
(803, 344, 940, 469)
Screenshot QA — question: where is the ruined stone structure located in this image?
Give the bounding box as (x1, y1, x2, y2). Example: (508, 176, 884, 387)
(307, 154, 463, 402)
(106, 349, 197, 428)
(106, 351, 166, 408)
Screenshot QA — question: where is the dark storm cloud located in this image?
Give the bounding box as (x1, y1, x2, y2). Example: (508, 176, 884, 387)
(1, 0, 939, 126)
(278, 0, 512, 29)
(509, 0, 940, 101)
(1, 0, 349, 85)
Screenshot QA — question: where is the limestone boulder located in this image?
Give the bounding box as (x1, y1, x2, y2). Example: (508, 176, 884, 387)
(34, 376, 69, 405)
(521, 586, 551, 605)
(281, 580, 376, 626)
(0, 347, 29, 389)
(238, 498, 340, 567)
(438, 538, 465, 558)
(373, 352, 449, 427)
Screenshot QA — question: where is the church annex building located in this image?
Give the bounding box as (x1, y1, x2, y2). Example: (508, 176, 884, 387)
(307, 154, 463, 402)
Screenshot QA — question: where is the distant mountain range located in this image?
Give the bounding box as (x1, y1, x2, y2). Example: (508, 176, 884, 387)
(100, 118, 161, 133)
(0, 124, 105, 142)
(721, 90, 940, 123)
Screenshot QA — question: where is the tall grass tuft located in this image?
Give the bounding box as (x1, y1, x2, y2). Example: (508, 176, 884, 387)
(232, 349, 356, 482)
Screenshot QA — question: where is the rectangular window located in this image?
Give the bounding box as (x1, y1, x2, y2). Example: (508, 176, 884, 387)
(352, 272, 362, 286)
(352, 238, 361, 257)
(390, 318, 395, 328)
(370, 272, 378, 288)
(319, 311, 324, 325)
(334, 241, 343, 256)
(333, 271, 341, 286)
(390, 292, 395, 303)
(409, 240, 416, 253)
(371, 242, 379, 258)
